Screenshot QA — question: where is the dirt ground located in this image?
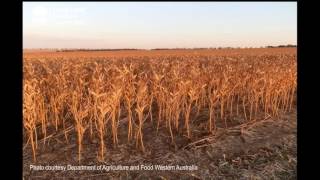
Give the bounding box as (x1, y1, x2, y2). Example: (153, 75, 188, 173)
(23, 107, 296, 180)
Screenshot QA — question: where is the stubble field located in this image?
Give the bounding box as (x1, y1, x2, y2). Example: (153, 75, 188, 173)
(23, 48, 297, 179)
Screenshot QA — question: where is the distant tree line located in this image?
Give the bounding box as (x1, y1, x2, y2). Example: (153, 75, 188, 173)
(50, 45, 296, 52)
(266, 44, 297, 48)
(151, 45, 297, 50)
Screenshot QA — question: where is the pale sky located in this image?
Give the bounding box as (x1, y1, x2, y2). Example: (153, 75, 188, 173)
(23, 2, 297, 49)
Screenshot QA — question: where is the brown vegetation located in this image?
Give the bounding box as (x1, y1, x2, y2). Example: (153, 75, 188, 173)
(23, 48, 296, 163)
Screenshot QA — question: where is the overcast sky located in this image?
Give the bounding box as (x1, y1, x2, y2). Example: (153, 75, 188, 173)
(23, 2, 297, 49)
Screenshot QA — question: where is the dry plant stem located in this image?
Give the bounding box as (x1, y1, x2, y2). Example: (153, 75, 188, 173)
(34, 126, 38, 149)
(243, 96, 248, 121)
(136, 109, 145, 152)
(39, 97, 47, 145)
(111, 108, 118, 145)
(30, 130, 36, 161)
(168, 108, 174, 143)
(236, 95, 240, 116)
(230, 95, 234, 117)
(289, 87, 295, 111)
(98, 120, 105, 161)
(249, 100, 253, 121)
(97, 110, 108, 161)
(96, 101, 110, 161)
(149, 96, 153, 123)
(208, 105, 215, 133)
(51, 98, 59, 131)
(127, 101, 133, 141)
(174, 102, 181, 131)
(221, 100, 228, 128)
(184, 103, 192, 138)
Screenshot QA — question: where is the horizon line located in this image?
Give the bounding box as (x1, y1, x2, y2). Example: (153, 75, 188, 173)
(23, 44, 297, 50)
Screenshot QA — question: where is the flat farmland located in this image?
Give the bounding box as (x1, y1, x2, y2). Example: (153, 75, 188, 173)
(23, 48, 297, 179)
(23, 47, 296, 58)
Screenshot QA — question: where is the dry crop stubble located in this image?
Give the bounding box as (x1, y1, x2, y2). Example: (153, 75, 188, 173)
(23, 50, 296, 162)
